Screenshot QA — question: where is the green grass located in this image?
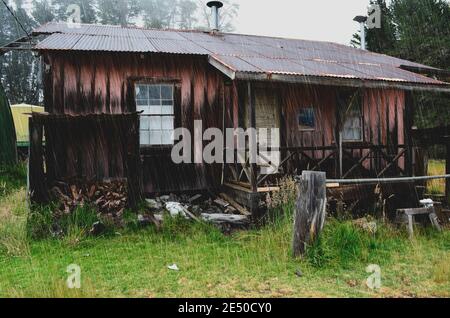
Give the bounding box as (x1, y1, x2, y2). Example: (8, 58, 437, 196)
(427, 160, 445, 195)
(0, 163, 27, 199)
(0, 165, 449, 298)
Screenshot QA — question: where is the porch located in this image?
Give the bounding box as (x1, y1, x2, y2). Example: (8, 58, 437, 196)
(222, 81, 417, 215)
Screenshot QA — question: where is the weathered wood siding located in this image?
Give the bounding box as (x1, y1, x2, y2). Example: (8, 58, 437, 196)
(233, 82, 405, 147)
(42, 52, 226, 193)
(231, 81, 406, 177)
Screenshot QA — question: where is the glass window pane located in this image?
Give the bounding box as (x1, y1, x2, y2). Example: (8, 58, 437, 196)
(161, 105, 173, 115)
(150, 131, 162, 145)
(149, 99, 161, 106)
(162, 100, 173, 106)
(140, 130, 150, 145)
(298, 107, 315, 129)
(136, 105, 148, 113)
(161, 130, 173, 145)
(148, 105, 161, 115)
(161, 85, 173, 99)
(136, 83, 175, 146)
(135, 85, 148, 100)
(149, 116, 162, 130)
(161, 116, 174, 130)
(136, 99, 148, 106)
(140, 116, 150, 130)
(149, 85, 160, 99)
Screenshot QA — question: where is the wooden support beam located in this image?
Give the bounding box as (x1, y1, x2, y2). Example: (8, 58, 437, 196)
(247, 81, 258, 193)
(342, 149, 373, 179)
(404, 92, 415, 177)
(447, 143, 450, 205)
(376, 149, 407, 177)
(292, 171, 327, 257)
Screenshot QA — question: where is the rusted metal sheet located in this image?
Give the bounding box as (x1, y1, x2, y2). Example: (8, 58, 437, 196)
(32, 22, 448, 86)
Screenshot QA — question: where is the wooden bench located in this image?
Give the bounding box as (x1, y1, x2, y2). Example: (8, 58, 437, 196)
(396, 207, 442, 238)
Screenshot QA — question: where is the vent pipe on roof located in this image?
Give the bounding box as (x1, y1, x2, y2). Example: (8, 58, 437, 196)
(207, 1, 223, 33)
(353, 15, 367, 50)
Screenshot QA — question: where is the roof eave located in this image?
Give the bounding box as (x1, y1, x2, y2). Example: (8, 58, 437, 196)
(232, 72, 450, 93)
(208, 55, 236, 80)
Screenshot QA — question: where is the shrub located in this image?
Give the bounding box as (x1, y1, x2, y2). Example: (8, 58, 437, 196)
(306, 219, 406, 268)
(265, 176, 297, 224)
(27, 204, 113, 241)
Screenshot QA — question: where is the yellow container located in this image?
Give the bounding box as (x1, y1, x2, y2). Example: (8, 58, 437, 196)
(10, 104, 45, 146)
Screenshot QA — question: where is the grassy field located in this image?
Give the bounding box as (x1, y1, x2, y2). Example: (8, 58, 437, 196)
(0, 165, 449, 298)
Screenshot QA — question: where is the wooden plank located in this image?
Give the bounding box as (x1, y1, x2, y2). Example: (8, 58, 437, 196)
(292, 171, 327, 257)
(224, 182, 279, 194)
(219, 193, 251, 216)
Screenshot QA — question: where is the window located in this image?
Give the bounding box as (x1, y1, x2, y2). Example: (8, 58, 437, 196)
(298, 107, 315, 131)
(342, 106, 362, 141)
(135, 84, 174, 146)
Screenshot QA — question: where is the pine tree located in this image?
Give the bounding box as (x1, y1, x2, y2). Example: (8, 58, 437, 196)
(97, 0, 140, 26)
(351, 0, 397, 54)
(0, 0, 40, 105)
(32, 0, 56, 25)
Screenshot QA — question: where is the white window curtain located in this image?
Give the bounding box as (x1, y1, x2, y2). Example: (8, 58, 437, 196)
(342, 107, 362, 141)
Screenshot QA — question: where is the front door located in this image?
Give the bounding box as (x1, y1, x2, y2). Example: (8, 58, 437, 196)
(254, 88, 281, 175)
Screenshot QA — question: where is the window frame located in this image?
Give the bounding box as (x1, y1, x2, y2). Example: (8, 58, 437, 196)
(129, 77, 181, 152)
(298, 106, 316, 132)
(342, 103, 363, 142)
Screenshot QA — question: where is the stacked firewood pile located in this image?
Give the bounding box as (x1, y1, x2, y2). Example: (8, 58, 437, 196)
(50, 178, 128, 222)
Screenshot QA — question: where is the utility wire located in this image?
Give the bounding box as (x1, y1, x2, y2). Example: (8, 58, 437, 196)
(1, 0, 31, 38)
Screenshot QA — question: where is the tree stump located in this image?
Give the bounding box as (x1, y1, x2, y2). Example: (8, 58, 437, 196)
(292, 171, 327, 257)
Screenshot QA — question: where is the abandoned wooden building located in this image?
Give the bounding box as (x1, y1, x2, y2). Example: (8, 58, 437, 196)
(2, 20, 450, 215)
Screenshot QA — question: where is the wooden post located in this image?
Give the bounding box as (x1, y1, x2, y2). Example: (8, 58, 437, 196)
(338, 132, 343, 178)
(404, 92, 415, 177)
(28, 117, 48, 204)
(247, 81, 258, 193)
(446, 143, 450, 205)
(292, 171, 327, 257)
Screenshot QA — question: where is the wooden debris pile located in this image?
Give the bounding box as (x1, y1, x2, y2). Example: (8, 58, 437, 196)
(145, 192, 251, 233)
(50, 178, 128, 222)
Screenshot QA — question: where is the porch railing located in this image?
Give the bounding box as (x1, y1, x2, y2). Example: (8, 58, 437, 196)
(224, 144, 410, 191)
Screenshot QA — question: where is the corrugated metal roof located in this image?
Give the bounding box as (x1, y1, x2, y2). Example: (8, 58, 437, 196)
(32, 22, 449, 87)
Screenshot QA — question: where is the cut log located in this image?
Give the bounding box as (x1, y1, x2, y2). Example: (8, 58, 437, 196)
(292, 171, 327, 257)
(49, 179, 128, 222)
(219, 193, 251, 216)
(200, 213, 249, 225)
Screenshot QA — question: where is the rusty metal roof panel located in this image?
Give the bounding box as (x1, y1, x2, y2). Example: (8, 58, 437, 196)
(210, 55, 262, 73)
(233, 57, 366, 78)
(142, 29, 187, 40)
(35, 33, 83, 50)
(175, 31, 224, 42)
(31, 22, 448, 86)
(72, 34, 157, 52)
(344, 63, 444, 84)
(148, 38, 209, 55)
(193, 40, 263, 57)
(236, 57, 311, 75)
